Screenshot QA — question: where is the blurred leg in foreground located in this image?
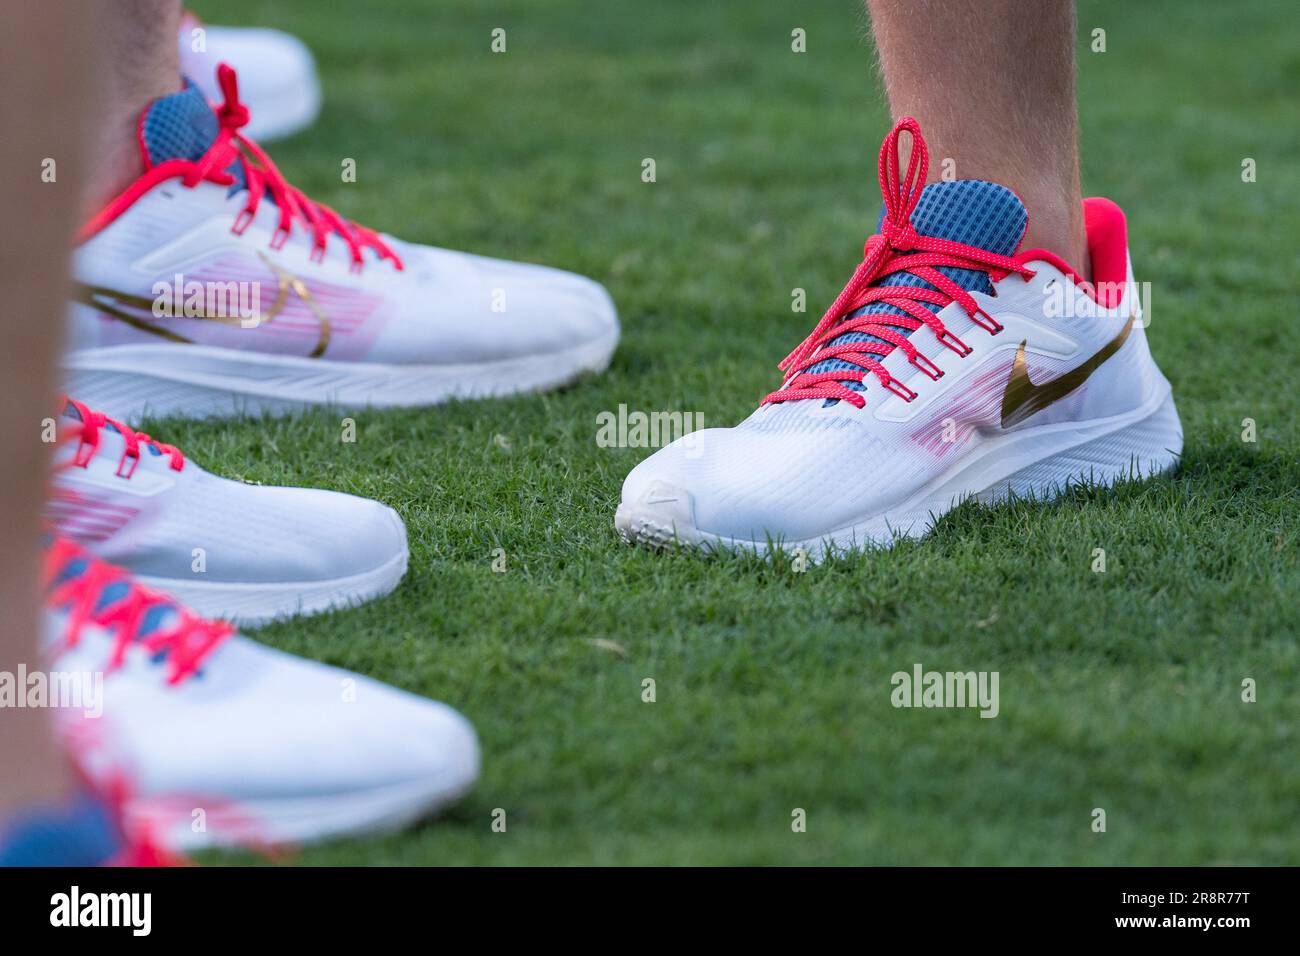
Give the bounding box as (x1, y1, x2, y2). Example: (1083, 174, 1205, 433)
(7, 3, 482, 860)
(867, 0, 1089, 279)
(0, 0, 96, 822)
(0, 0, 179, 865)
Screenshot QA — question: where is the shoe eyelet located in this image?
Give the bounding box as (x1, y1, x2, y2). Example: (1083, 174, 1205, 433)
(116, 450, 140, 480)
(971, 308, 1003, 335)
(908, 352, 944, 381)
(882, 378, 918, 403)
(73, 439, 95, 469)
(937, 329, 973, 357)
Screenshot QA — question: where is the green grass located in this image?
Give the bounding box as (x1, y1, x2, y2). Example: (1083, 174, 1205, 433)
(181, 0, 1299, 864)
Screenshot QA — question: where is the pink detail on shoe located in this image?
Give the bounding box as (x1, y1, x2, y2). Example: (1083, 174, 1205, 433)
(91, 253, 388, 360)
(47, 487, 140, 545)
(908, 353, 1079, 457)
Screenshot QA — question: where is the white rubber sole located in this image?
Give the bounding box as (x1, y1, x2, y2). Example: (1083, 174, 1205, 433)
(616, 388, 1183, 559)
(130, 728, 480, 851)
(137, 546, 408, 628)
(63, 330, 619, 423)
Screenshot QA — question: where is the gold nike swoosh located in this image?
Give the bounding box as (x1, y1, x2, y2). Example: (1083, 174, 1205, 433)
(74, 285, 194, 343)
(73, 251, 331, 358)
(1000, 312, 1135, 429)
(257, 252, 331, 358)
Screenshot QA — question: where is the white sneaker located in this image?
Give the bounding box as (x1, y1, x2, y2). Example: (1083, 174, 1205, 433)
(178, 11, 321, 141)
(49, 397, 408, 626)
(45, 537, 479, 850)
(68, 66, 619, 422)
(616, 118, 1182, 557)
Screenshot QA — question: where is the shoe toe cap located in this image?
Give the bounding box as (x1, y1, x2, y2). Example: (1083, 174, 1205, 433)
(380, 247, 619, 363)
(617, 420, 887, 546)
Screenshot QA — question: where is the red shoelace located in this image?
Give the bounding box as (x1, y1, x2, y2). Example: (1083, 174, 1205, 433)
(761, 117, 1036, 409)
(184, 64, 402, 271)
(93, 769, 190, 867)
(44, 537, 231, 686)
(63, 397, 184, 478)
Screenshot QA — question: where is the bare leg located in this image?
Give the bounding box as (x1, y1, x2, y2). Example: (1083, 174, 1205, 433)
(0, 0, 180, 817)
(89, 1, 183, 212)
(866, 0, 1089, 278)
(0, 3, 94, 815)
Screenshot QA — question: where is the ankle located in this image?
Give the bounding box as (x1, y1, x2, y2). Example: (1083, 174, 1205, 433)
(83, 72, 183, 218)
(84, 110, 148, 217)
(1019, 191, 1091, 285)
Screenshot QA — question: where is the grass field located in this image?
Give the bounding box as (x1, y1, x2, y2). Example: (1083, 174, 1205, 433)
(181, 0, 1300, 864)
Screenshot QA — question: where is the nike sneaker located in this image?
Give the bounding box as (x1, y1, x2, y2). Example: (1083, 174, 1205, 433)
(616, 117, 1182, 557)
(45, 537, 480, 850)
(49, 397, 408, 626)
(179, 11, 321, 142)
(67, 65, 619, 422)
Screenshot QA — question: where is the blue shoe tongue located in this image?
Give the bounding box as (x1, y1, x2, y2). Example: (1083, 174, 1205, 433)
(139, 81, 219, 166)
(900, 179, 1027, 253)
(53, 565, 184, 644)
(804, 179, 1028, 393)
(59, 400, 163, 454)
(138, 80, 245, 190)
